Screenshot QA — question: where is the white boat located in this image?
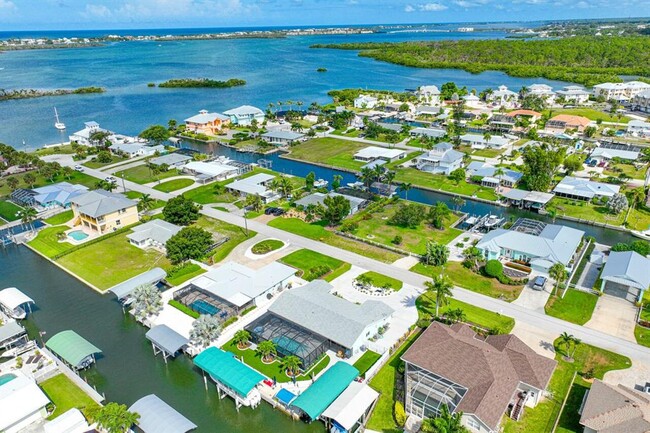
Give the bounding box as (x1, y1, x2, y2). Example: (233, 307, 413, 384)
(483, 215, 503, 229)
(313, 178, 329, 188)
(0, 287, 35, 320)
(54, 107, 66, 130)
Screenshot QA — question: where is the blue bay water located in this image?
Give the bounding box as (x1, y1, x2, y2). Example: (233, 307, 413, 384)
(0, 28, 571, 149)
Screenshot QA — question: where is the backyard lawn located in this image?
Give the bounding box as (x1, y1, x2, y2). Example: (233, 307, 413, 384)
(393, 167, 499, 201)
(416, 292, 515, 333)
(285, 137, 368, 171)
(542, 108, 630, 123)
(279, 249, 351, 282)
(43, 210, 73, 225)
(411, 261, 524, 301)
(194, 216, 257, 263)
(28, 226, 74, 258)
(546, 197, 650, 231)
(152, 178, 194, 192)
(0, 199, 23, 222)
(165, 263, 206, 286)
(544, 289, 598, 325)
(603, 161, 648, 180)
(359, 271, 403, 291)
(113, 165, 181, 184)
(268, 217, 402, 263)
(183, 168, 284, 205)
(353, 350, 382, 376)
(40, 374, 99, 420)
(0, 171, 97, 197)
(83, 155, 128, 169)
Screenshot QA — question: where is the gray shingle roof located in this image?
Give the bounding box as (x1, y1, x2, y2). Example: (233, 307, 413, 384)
(70, 190, 137, 218)
(268, 280, 394, 348)
(294, 192, 366, 210)
(601, 251, 650, 290)
(126, 220, 182, 245)
(580, 380, 650, 433)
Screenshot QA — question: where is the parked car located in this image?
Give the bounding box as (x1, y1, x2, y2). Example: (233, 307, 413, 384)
(104, 176, 116, 183)
(74, 165, 84, 172)
(264, 207, 285, 216)
(532, 276, 547, 291)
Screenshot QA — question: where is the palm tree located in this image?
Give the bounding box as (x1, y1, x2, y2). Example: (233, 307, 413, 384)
(62, 166, 74, 180)
(384, 170, 396, 191)
(355, 274, 373, 289)
(190, 315, 221, 348)
(256, 340, 277, 362)
(624, 188, 646, 224)
(462, 246, 483, 273)
(399, 182, 412, 201)
(359, 167, 375, 189)
(421, 404, 468, 433)
(137, 193, 155, 213)
(19, 207, 38, 231)
(482, 131, 492, 146)
(424, 274, 454, 317)
(373, 164, 386, 182)
(332, 174, 343, 191)
(280, 355, 302, 377)
(549, 262, 568, 294)
(233, 330, 251, 349)
(88, 402, 140, 433)
(559, 332, 579, 360)
(493, 167, 506, 190)
(130, 284, 163, 321)
(451, 195, 465, 212)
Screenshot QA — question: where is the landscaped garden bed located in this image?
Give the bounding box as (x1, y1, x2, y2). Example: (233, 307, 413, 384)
(251, 239, 284, 255)
(279, 249, 351, 281)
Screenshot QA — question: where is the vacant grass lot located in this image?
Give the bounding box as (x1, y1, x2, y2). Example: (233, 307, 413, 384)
(0, 199, 22, 222)
(279, 249, 350, 281)
(286, 137, 368, 171)
(40, 374, 99, 420)
(547, 197, 650, 231)
(603, 162, 648, 180)
(544, 289, 598, 325)
(359, 271, 403, 291)
(153, 178, 194, 192)
(194, 216, 257, 263)
(268, 217, 402, 263)
(114, 165, 181, 184)
(543, 108, 630, 123)
(393, 167, 499, 201)
(0, 171, 97, 197)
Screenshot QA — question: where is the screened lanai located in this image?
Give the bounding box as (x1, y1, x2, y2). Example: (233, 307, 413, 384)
(405, 364, 468, 420)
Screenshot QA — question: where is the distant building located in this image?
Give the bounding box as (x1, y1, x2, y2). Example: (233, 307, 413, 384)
(127, 219, 182, 251)
(294, 191, 367, 215)
(409, 127, 446, 139)
(459, 133, 510, 149)
(70, 190, 139, 234)
(631, 89, 650, 113)
(593, 81, 650, 101)
(226, 173, 279, 203)
(525, 84, 556, 104)
(579, 379, 650, 433)
(627, 119, 650, 137)
(417, 85, 441, 105)
(109, 142, 164, 158)
(415, 142, 464, 175)
(545, 114, 592, 133)
(353, 94, 378, 109)
(150, 153, 193, 169)
(553, 176, 620, 200)
(184, 110, 230, 135)
(467, 161, 523, 187)
(507, 109, 542, 122)
(260, 130, 305, 146)
(11, 182, 88, 209)
(489, 114, 517, 131)
(353, 146, 406, 162)
(223, 105, 265, 126)
(183, 160, 241, 183)
(487, 85, 518, 107)
(69, 121, 108, 146)
(556, 85, 590, 104)
(589, 145, 640, 163)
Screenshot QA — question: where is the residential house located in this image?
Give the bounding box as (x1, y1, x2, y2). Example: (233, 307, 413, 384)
(260, 130, 305, 146)
(487, 85, 518, 107)
(402, 322, 556, 433)
(462, 93, 481, 107)
(460, 133, 510, 149)
(10, 182, 88, 209)
(415, 142, 464, 175)
(294, 192, 367, 215)
(553, 176, 620, 200)
(599, 251, 650, 302)
(545, 115, 592, 133)
(0, 372, 51, 433)
(579, 379, 650, 433)
(150, 153, 193, 169)
(126, 219, 182, 251)
(353, 146, 406, 162)
(593, 81, 650, 101)
(417, 85, 441, 105)
(183, 160, 241, 183)
(476, 222, 584, 273)
(70, 190, 139, 235)
(627, 119, 650, 137)
(223, 105, 265, 126)
(68, 121, 108, 146)
(109, 142, 164, 158)
(409, 127, 447, 139)
(631, 89, 650, 113)
(467, 161, 523, 187)
(226, 173, 280, 203)
(353, 95, 378, 109)
(501, 189, 554, 211)
(184, 110, 231, 135)
(489, 114, 517, 131)
(556, 86, 590, 104)
(507, 109, 542, 122)
(526, 84, 556, 104)
(415, 105, 442, 117)
(589, 145, 640, 163)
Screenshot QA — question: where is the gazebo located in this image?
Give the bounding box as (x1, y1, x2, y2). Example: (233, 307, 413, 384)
(45, 330, 102, 370)
(129, 394, 197, 433)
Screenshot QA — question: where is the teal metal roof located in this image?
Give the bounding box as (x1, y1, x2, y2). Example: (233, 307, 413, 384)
(45, 330, 102, 367)
(291, 361, 359, 420)
(193, 347, 264, 398)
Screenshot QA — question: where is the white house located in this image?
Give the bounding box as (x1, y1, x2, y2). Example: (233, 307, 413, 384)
(353, 94, 379, 109)
(69, 121, 108, 146)
(460, 133, 510, 149)
(593, 81, 650, 101)
(126, 219, 182, 251)
(632, 89, 650, 113)
(353, 146, 406, 162)
(226, 173, 280, 203)
(150, 153, 193, 169)
(0, 372, 51, 433)
(556, 85, 590, 104)
(417, 85, 441, 105)
(487, 85, 518, 107)
(415, 142, 464, 175)
(260, 130, 305, 146)
(553, 176, 620, 200)
(295, 192, 367, 215)
(410, 127, 446, 139)
(526, 84, 556, 104)
(627, 119, 650, 138)
(223, 105, 265, 126)
(183, 160, 241, 183)
(467, 161, 523, 187)
(109, 142, 164, 158)
(589, 145, 640, 163)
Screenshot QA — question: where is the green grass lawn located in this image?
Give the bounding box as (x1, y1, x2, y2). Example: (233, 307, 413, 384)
(28, 226, 74, 258)
(113, 165, 181, 184)
(359, 271, 403, 291)
(411, 261, 524, 301)
(83, 155, 128, 169)
(394, 167, 499, 201)
(416, 292, 515, 332)
(268, 217, 402, 263)
(546, 197, 650, 231)
(43, 210, 74, 225)
(279, 248, 351, 281)
(251, 239, 284, 255)
(184, 168, 282, 205)
(543, 108, 630, 123)
(123, 191, 165, 209)
(152, 178, 195, 192)
(57, 231, 173, 291)
(459, 145, 506, 159)
(603, 162, 648, 180)
(31, 144, 76, 156)
(221, 338, 331, 382)
(286, 137, 368, 171)
(165, 263, 206, 286)
(544, 289, 598, 325)
(348, 202, 462, 254)
(353, 350, 382, 377)
(635, 325, 650, 348)
(0, 200, 23, 222)
(0, 171, 98, 197)
(194, 216, 257, 263)
(40, 374, 99, 420)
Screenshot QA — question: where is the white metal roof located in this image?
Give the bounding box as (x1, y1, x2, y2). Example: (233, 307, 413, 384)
(43, 408, 90, 433)
(0, 373, 50, 431)
(0, 287, 34, 310)
(601, 251, 650, 291)
(322, 382, 379, 430)
(108, 268, 167, 300)
(354, 146, 405, 160)
(184, 161, 239, 178)
(130, 394, 197, 433)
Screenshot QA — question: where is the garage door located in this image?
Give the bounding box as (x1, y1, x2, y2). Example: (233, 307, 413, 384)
(603, 281, 639, 303)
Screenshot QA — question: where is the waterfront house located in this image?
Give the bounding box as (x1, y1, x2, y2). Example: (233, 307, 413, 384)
(184, 110, 230, 135)
(631, 89, 650, 113)
(247, 280, 393, 366)
(556, 85, 590, 104)
(525, 84, 556, 104)
(127, 219, 182, 251)
(462, 93, 481, 107)
(415, 105, 442, 117)
(10, 181, 88, 210)
(417, 85, 441, 105)
(545, 115, 592, 133)
(70, 190, 139, 235)
(579, 379, 650, 433)
(402, 322, 556, 433)
(501, 189, 554, 211)
(353, 94, 378, 109)
(627, 119, 650, 137)
(0, 372, 51, 433)
(507, 109, 542, 122)
(223, 105, 265, 126)
(487, 85, 518, 107)
(150, 153, 193, 169)
(226, 173, 279, 203)
(69, 121, 108, 146)
(109, 142, 163, 158)
(415, 142, 464, 175)
(589, 144, 640, 163)
(183, 160, 240, 183)
(295, 191, 367, 215)
(409, 127, 446, 139)
(593, 81, 650, 101)
(489, 114, 517, 131)
(260, 130, 305, 146)
(553, 176, 620, 201)
(475, 222, 584, 273)
(460, 133, 510, 149)
(467, 161, 523, 187)
(354, 146, 406, 163)
(599, 251, 650, 302)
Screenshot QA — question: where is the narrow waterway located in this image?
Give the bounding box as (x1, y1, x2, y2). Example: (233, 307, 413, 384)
(180, 140, 636, 245)
(1, 245, 323, 433)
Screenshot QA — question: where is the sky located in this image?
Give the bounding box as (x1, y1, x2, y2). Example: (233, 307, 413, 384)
(0, 0, 649, 31)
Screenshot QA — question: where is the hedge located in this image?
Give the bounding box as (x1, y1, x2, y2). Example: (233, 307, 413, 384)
(168, 299, 200, 319)
(51, 223, 138, 260)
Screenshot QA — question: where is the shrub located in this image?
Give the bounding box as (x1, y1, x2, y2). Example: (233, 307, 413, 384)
(416, 318, 431, 328)
(392, 235, 403, 245)
(168, 300, 200, 319)
(484, 260, 503, 278)
(340, 221, 358, 233)
(307, 265, 331, 280)
(394, 401, 406, 427)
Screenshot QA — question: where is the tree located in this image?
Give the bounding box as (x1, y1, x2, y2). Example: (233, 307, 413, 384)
(256, 340, 277, 362)
(462, 246, 483, 272)
(332, 174, 343, 191)
(558, 332, 581, 361)
(421, 404, 468, 433)
(96, 150, 112, 164)
(425, 274, 454, 317)
(167, 119, 177, 130)
(451, 195, 465, 212)
(422, 241, 449, 267)
(446, 308, 467, 324)
(625, 188, 646, 224)
(389, 204, 425, 228)
(305, 171, 315, 191)
(317, 195, 351, 226)
(484, 259, 503, 277)
(190, 315, 221, 348)
(384, 170, 396, 191)
(584, 126, 597, 138)
(88, 402, 139, 433)
(23, 172, 36, 188)
(521, 145, 565, 191)
(137, 193, 155, 213)
(233, 330, 251, 349)
(166, 226, 213, 264)
(563, 154, 584, 175)
(399, 182, 412, 200)
(6, 176, 19, 191)
(139, 125, 171, 145)
(359, 167, 376, 189)
(245, 194, 264, 212)
(606, 193, 628, 215)
(19, 207, 38, 230)
(549, 262, 568, 292)
(280, 355, 302, 377)
(427, 202, 450, 230)
(162, 195, 201, 225)
(394, 401, 407, 427)
(270, 176, 293, 198)
(131, 284, 163, 321)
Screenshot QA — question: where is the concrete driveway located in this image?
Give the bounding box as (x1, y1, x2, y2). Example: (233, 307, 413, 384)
(585, 295, 637, 342)
(512, 285, 551, 313)
(511, 321, 557, 359)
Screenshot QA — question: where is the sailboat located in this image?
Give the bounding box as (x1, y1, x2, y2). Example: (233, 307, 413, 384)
(54, 107, 66, 130)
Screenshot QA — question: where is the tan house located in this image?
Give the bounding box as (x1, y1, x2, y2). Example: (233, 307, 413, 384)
(579, 379, 650, 432)
(70, 190, 139, 235)
(545, 114, 592, 133)
(184, 110, 230, 135)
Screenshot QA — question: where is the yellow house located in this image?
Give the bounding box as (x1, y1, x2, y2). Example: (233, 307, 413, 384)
(70, 190, 139, 235)
(184, 110, 231, 135)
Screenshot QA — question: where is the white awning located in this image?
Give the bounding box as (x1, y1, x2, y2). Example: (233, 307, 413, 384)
(43, 408, 90, 433)
(322, 382, 379, 430)
(0, 287, 34, 310)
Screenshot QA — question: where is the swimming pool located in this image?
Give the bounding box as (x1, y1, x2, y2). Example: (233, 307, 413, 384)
(190, 300, 220, 316)
(0, 373, 16, 386)
(68, 230, 89, 241)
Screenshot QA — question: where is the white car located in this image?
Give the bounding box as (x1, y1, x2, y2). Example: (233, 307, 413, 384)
(74, 165, 84, 172)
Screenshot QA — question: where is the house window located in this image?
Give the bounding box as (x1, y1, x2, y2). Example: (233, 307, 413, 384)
(465, 417, 481, 431)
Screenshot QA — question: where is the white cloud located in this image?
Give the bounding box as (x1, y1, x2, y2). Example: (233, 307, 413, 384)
(453, 0, 489, 7)
(404, 4, 416, 11)
(83, 4, 112, 18)
(418, 2, 448, 10)
(0, 0, 16, 9)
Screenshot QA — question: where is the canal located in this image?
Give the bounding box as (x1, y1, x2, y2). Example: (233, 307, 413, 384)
(1, 245, 323, 433)
(180, 140, 636, 245)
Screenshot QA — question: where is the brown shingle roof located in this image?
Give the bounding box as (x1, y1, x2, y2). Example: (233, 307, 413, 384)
(580, 379, 650, 433)
(402, 323, 556, 430)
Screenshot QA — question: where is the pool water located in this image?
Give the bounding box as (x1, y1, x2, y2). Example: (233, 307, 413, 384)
(0, 373, 17, 386)
(68, 230, 89, 241)
(190, 300, 220, 316)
